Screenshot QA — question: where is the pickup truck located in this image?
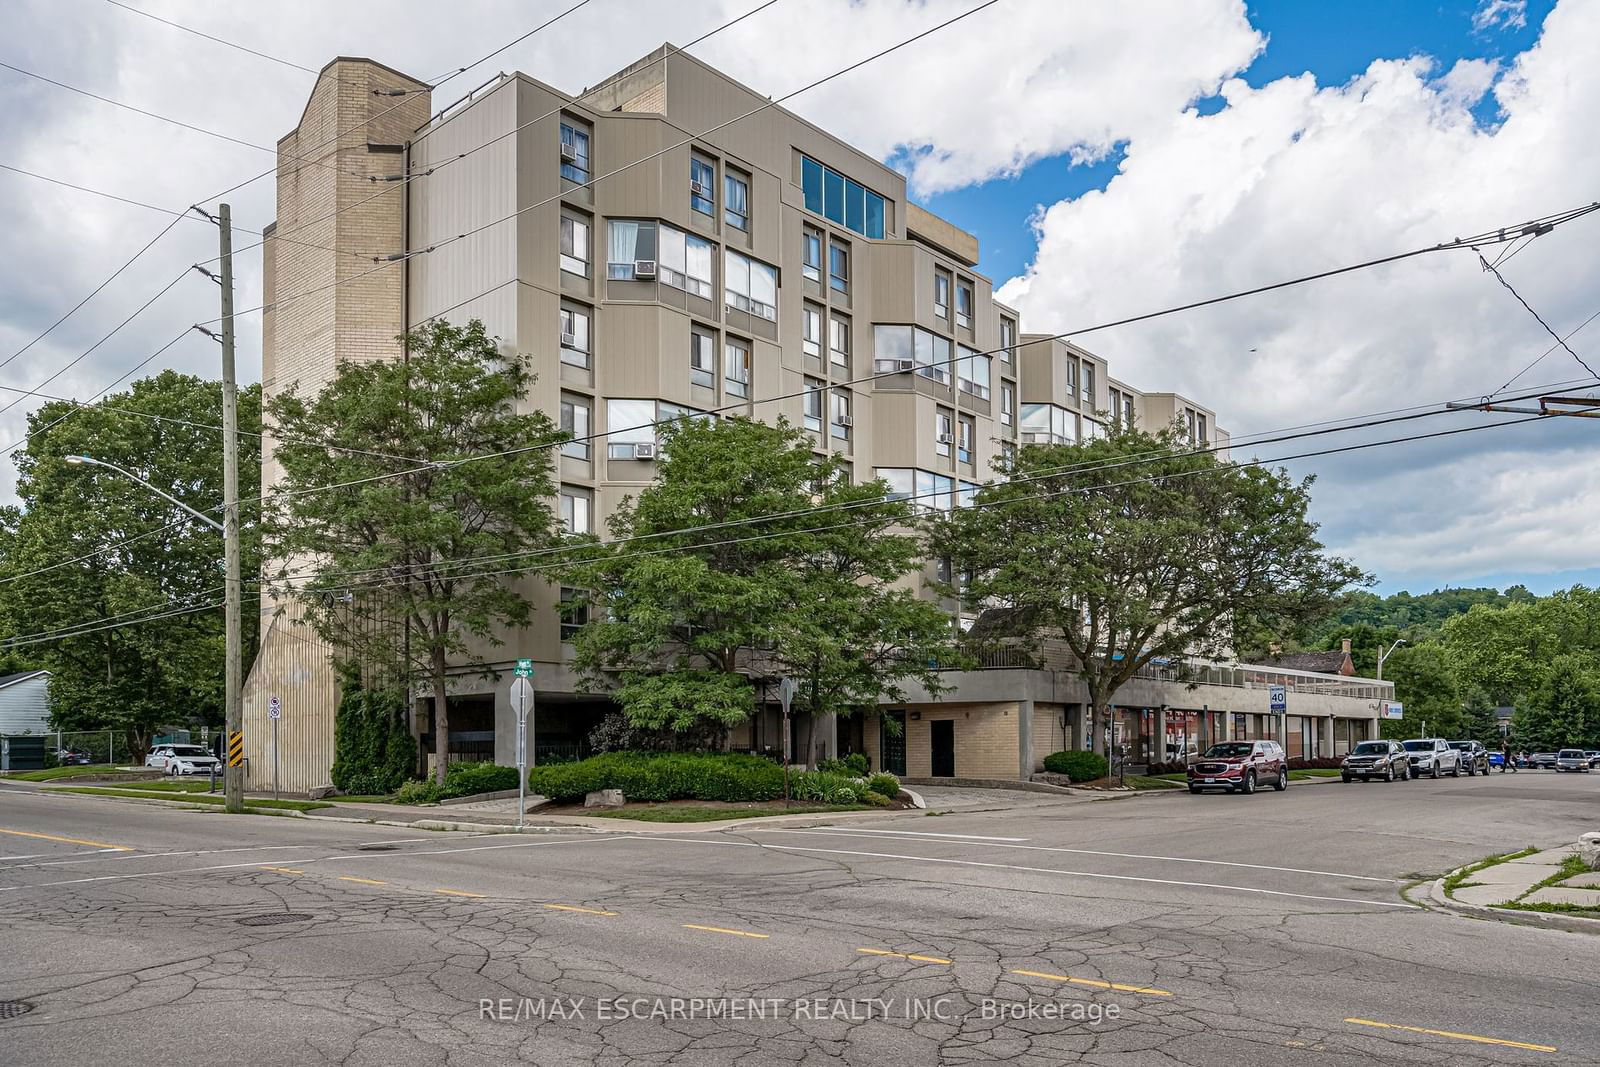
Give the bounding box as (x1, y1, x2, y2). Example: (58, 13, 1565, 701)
(1401, 738, 1461, 778)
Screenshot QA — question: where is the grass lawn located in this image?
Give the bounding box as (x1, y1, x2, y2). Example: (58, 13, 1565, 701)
(54, 786, 331, 813)
(1289, 768, 1344, 780)
(330, 795, 400, 804)
(2, 764, 145, 782)
(584, 802, 875, 823)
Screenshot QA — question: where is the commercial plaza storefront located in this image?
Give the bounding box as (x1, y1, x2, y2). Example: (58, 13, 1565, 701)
(865, 655, 1393, 782)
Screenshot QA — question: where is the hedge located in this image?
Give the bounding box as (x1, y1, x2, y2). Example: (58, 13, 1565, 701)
(391, 761, 522, 805)
(330, 685, 416, 795)
(526, 752, 785, 803)
(866, 773, 900, 799)
(1042, 750, 1109, 782)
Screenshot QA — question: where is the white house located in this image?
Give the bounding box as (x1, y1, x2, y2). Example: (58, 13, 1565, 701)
(0, 671, 52, 735)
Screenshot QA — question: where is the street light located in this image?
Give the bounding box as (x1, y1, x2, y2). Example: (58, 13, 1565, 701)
(1376, 638, 1407, 681)
(63, 455, 223, 533)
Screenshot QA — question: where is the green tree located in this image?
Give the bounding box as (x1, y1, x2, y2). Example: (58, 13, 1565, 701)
(266, 319, 559, 785)
(1441, 601, 1557, 708)
(933, 426, 1365, 741)
(562, 416, 958, 761)
(0, 372, 261, 758)
(1512, 653, 1598, 751)
(1377, 643, 1462, 740)
(1461, 689, 1501, 746)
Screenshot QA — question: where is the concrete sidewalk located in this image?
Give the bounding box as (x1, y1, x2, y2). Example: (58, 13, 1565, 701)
(1432, 837, 1600, 932)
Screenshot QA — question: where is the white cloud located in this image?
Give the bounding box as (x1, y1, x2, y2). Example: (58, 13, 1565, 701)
(997, 0, 1600, 587)
(1473, 0, 1529, 32)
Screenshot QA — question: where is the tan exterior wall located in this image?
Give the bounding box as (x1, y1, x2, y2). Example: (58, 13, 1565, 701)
(902, 702, 1022, 780)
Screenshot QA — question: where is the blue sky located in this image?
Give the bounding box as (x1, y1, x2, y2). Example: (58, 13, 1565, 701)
(923, 1, 1559, 284)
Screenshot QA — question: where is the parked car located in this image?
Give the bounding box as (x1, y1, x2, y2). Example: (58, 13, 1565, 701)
(1186, 740, 1288, 795)
(1555, 749, 1592, 773)
(1447, 740, 1491, 777)
(146, 744, 220, 776)
(1585, 750, 1600, 768)
(1340, 740, 1410, 783)
(52, 748, 92, 766)
(1401, 738, 1460, 778)
(1528, 752, 1559, 769)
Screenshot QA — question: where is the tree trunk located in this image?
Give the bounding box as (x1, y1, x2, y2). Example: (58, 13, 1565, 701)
(431, 643, 450, 786)
(801, 713, 817, 771)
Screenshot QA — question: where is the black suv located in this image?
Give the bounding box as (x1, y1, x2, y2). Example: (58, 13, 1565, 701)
(1340, 740, 1410, 783)
(1447, 740, 1490, 777)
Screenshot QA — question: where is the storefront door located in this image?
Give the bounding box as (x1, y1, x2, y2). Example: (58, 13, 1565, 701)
(881, 711, 906, 776)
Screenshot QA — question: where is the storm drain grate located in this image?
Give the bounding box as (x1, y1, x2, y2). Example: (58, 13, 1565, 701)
(0, 1001, 35, 1020)
(237, 913, 314, 926)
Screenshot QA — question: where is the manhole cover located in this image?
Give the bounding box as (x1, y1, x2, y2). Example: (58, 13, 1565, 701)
(0, 1001, 35, 1019)
(237, 913, 314, 926)
(357, 844, 398, 851)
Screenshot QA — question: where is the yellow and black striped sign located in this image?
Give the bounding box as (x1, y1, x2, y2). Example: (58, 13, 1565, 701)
(227, 730, 244, 768)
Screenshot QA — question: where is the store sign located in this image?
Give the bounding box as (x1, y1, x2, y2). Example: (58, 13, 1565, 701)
(1380, 700, 1404, 720)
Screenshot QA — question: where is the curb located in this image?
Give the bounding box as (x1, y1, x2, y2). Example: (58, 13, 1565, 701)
(304, 803, 934, 835)
(1426, 864, 1600, 936)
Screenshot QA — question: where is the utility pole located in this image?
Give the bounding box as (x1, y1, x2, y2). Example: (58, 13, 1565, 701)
(219, 203, 243, 814)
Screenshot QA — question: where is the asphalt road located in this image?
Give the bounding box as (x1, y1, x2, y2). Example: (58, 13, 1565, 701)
(1, 768, 1597, 1065)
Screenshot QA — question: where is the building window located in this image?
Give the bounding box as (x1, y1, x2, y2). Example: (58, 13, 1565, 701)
(800, 155, 887, 239)
(1064, 359, 1078, 399)
(559, 304, 590, 368)
(559, 394, 590, 460)
(559, 214, 590, 276)
(1021, 403, 1075, 445)
(1197, 412, 1209, 445)
(829, 313, 850, 370)
(872, 324, 953, 384)
(1000, 382, 1014, 426)
(724, 250, 777, 320)
(559, 121, 590, 183)
(828, 241, 849, 294)
(934, 271, 950, 320)
(958, 416, 975, 464)
(877, 469, 959, 512)
(724, 338, 751, 398)
(690, 156, 715, 215)
(803, 377, 824, 432)
(606, 220, 655, 281)
(957, 480, 979, 508)
(607, 398, 655, 460)
(935, 408, 953, 458)
(642, 222, 715, 298)
(690, 330, 716, 388)
(999, 317, 1016, 365)
(957, 348, 990, 400)
(559, 485, 592, 534)
(559, 587, 588, 641)
(802, 227, 822, 282)
(802, 303, 823, 358)
(955, 280, 973, 329)
(830, 388, 851, 440)
(1185, 408, 1199, 443)
(724, 169, 749, 230)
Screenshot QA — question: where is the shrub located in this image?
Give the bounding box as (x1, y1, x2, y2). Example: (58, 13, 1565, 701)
(440, 761, 520, 799)
(526, 752, 785, 804)
(394, 778, 442, 805)
(819, 753, 870, 777)
(866, 773, 900, 799)
(1145, 761, 1186, 776)
(790, 771, 870, 804)
(1042, 750, 1109, 782)
(864, 790, 892, 807)
(330, 684, 416, 795)
(1287, 757, 1344, 770)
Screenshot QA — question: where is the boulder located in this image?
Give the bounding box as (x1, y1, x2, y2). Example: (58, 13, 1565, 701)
(309, 784, 340, 800)
(1578, 831, 1600, 870)
(584, 789, 625, 809)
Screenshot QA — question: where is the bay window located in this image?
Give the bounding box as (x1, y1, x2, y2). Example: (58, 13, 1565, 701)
(724, 250, 777, 320)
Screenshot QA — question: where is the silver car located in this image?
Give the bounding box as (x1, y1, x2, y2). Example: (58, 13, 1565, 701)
(1555, 748, 1592, 773)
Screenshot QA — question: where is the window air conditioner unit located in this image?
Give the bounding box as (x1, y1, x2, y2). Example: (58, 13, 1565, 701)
(690, 179, 710, 197)
(936, 432, 955, 444)
(836, 415, 854, 427)
(560, 331, 578, 348)
(893, 359, 915, 372)
(633, 259, 657, 278)
(632, 442, 658, 460)
(559, 141, 578, 162)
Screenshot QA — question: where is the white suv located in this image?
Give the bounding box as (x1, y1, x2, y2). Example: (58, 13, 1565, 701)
(146, 744, 221, 776)
(1400, 738, 1460, 779)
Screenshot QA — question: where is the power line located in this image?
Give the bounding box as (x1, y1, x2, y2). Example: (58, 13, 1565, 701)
(1475, 250, 1598, 380)
(102, 0, 320, 75)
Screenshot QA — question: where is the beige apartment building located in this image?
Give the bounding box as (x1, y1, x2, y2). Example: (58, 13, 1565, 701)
(243, 48, 1385, 792)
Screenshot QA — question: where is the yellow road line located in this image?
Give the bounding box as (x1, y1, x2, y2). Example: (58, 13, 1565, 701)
(682, 923, 769, 939)
(543, 903, 617, 916)
(1345, 1018, 1555, 1053)
(0, 827, 129, 851)
(337, 876, 387, 886)
(259, 866, 304, 875)
(857, 947, 952, 965)
(1010, 969, 1172, 997)
(435, 888, 486, 898)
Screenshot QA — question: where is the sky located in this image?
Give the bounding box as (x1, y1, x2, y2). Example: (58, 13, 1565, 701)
(0, 0, 1596, 598)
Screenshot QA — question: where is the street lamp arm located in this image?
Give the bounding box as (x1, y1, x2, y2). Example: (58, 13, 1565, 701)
(65, 455, 224, 533)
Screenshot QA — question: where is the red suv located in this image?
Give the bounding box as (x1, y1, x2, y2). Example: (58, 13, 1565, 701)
(1187, 740, 1288, 795)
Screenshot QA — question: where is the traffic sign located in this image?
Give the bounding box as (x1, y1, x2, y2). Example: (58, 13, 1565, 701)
(509, 677, 535, 720)
(1269, 684, 1287, 716)
(227, 730, 244, 767)
(267, 696, 281, 720)
(514, 658, 534, 678)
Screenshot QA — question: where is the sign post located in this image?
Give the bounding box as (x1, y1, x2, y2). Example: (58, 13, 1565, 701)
(777, 677, 798, 806)
(510, 660, 535, 831)
(267, 696, 281, 801)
